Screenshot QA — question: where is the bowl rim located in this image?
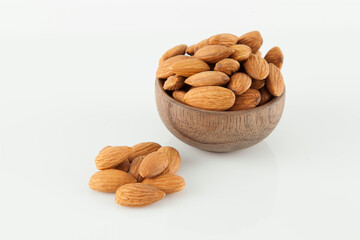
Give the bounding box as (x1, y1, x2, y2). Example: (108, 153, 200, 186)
(156, 78, 285, 115)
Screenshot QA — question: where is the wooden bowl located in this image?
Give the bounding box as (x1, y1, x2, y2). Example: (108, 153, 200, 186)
(155, 78, 285, 152)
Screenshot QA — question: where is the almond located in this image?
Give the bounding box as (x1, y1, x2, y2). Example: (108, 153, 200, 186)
(142, 174, 185, 194)
(184, 71, 230, 87)
(266, 63, 284, 97)
(171, 58, 210, 77)
(163, 75, 185, 90)
(115, 183, 165, 207)
(128, 142, 161, 162)
(115, 159, 130, 172)
(214, 58, 240, 75)
(89, 169, 136, 192)
(159, 44, 187, 64)
(230, 44, 252, 61)
(229, 88, 261, 111)
(157, 146, 181, 174)
(95, 146, 132, 170)
(194, 45, 234, 64)
(259, 87, 273, 105)
(156, 55, 190, 79)
(172, 90, 187, 104)
(255, 51, 262, 57)
(186, 44, 196, 55)
(243, 54, 269, 80)
(194, 39, 209, 52)
(129, 156, 145, 182)
(139, 152, 169, 178)
(227, 73, 252, 95)
(264, 46, 284, 69)
(238, 31, 263, 53)
(250, 79, 265, 90)
(184, 86, 235, 111)
(208, 33, 239, 46)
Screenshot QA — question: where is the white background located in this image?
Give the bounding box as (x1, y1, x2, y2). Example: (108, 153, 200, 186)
(1, 0, 360, 239)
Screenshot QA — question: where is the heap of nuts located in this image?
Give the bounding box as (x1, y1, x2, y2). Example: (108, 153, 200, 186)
(89, 142, 185, 207)
(156, 31, 285, 111)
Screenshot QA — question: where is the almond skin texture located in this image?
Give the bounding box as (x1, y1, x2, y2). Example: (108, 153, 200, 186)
(214, 58, 240, 75)
(194, 39, 209, 52)
(128, 142, 161, 162)
(172, 90, 187, 104)
(184, 71, 230, 87)
(250, 79, 265, 90)
(238, 31, 263, 53)
(129, 156, 145, 182)
(163, 75, 185, 90)
(157, 146, 181, 174)
(115, 159, 130, 172)
(142, 174, 185, 194)
(171, 58, 210, 77)
(89, 169, 137, 192)
(264, 46, 284, 69)
(227, 73, 252, 95)
(159, 44, 187, 64)
(266, 63, 284, 97)
(229, 88, 261, 111)
(184, 86, 236, 111)
(194, 45, 234, 64)
(243, 54, 270, 80)
(186, 44, 196, 55)
(156, 55, 190, 79)
(139, 152, 169, 178)
(115, 183, 165, 207)
(255, 51, 262, 57)
(208, 33, 239, 46)
(95, 146, 132, 170)
(230, 44, 252, 61)
(259, 87, 273, 105)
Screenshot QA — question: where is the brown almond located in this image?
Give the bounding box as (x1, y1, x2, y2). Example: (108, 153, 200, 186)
(171, 58, 210, 77)
(157, 146, 181, 174)
(238, 31, 263, 53)
(186, 44, 196, 55)
(255, 51, 262, 57)
(184, 86, 235, 111)
(115, 159, 130, 172)
(138, 152, 169, 178)
(128, 142, 161, 162)
(115, 183, 165, 207)
(89, 169, 136, 192)
(159, 44, 187, 64)
(95, 146, 132, 170)
(264, 46, 284, 69)
(250, 79, 265, 90)
(214, 58, 240, 75)
(227, 73, 252, 95)
(172, 90, 187, 104)
(142, 174, 185, 194)
(194, 45, 234, 64)
(259, 87, 273, 105)
(156, 55, 190, 79)
(243, 54, 269, 80)
(194, 39, 209, 52)
(163, 75, 185, 90)
(229, 88, 261, 111)
(230, 44, 252, 61)
(129, 156, 145, 182)
(184, 71, 230, 87)
(266, 63, 284, 97)
(208, 33, 239, 46)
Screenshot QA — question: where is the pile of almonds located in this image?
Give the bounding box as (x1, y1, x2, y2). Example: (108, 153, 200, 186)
(89, 142, 185, 207)
(156, 31, 285, 111)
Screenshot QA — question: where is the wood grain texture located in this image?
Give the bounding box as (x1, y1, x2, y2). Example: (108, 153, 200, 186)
(155, 78, 285, 152)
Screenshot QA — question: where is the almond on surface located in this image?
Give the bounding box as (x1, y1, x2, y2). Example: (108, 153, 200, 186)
(142, 174, 185, 194)
(208, 33, 239, 46)
(95, 146, 132, 170)
(128, 142, 161, 162)
(250, 79, 265, 90)
(156, 55, 190, 79)
(157, 146, 181, 174)
(172, 90, 187, 104)
(138, 152, 169, 178)
(194, 45, 234, 64)
(89, 169, 137, 192)
(230, 44, 252, 61)
(243, 54, 269, 80)
(214, 58, 240, 75)
(171, 58, 210, 77)
(184, 71, 230, 87)
(163, 75, 185, 90)
(227, 72, 252, 95)
(115, 159, 130, 172)
(115, 183, 165, 207)
(264, 46, 284, 69)
(259, 87, 273, 105)
(229, 88, 261, 111)
(159, 44, 187, 64)
(238, 31, 263, 53)
(184, 86, 235, 111)
(194, 39, 209, 52)
(186, 44, 196, 55)
(266, 63, 284, 97)
(129, 156, 145, 182)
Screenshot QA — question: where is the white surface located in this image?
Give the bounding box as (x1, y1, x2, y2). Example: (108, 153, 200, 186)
(1, 0, 360, 239)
